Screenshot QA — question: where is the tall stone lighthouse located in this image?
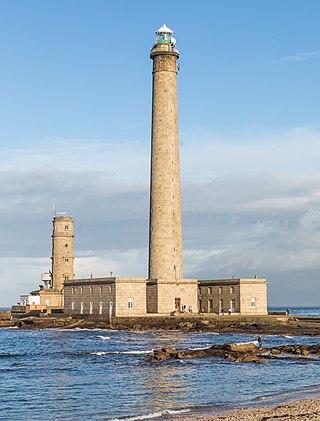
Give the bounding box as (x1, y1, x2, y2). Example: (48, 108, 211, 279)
(147, 25, 198, 314)
(51, 214, 74, 293)
(39, 213, 74, 308)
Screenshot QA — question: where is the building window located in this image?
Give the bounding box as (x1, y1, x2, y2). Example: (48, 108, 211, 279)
(128, 298, 134, 309)
(80, 302, 84, 314)
(65, 258, 69, 263)
(208, 299, 213, 313)
(231, 298, 235, 313)
(64, 275, 69, 281)
(230, 286, 235, 294)
(219, 287, 223, 294)
(208, 287, 212, 295)
(109, 285, 112, 294)
(251, 297, 256, 308)
(100, 286, 102, 294)
(89, 302, 93, 314)
(71, 302, 75, 313)
(65, 244, 68, 248)
(80, 287, 83, 295)
(71, 287, 74, 295)
(90, 286, 93, 294)
(99, 302, 103, 315)
(220, 299, 224, 314)
(65, 225, 69, 230)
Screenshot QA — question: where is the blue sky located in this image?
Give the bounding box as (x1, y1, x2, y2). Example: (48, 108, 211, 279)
(0, 0, 320, 306)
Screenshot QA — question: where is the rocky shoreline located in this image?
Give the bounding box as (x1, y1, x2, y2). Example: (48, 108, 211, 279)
(177, 398, 320, 420)
(0, 314, 320, 336)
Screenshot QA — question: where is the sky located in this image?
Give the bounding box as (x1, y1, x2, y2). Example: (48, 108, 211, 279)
(0, 0, 320, 306)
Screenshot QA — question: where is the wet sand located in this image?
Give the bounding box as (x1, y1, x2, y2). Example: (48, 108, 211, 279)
(178, 398, 320, 420)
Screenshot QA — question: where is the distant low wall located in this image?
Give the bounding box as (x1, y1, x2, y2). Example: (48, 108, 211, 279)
(70, 313, 289, 328)
(0, 311, 11, 320)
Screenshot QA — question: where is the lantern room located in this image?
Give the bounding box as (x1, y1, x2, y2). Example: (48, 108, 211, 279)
(154, 24, 176, 47)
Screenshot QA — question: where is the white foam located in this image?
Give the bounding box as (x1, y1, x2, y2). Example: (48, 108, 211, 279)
(111, 408, 190, 421)
(90, 349, 152, 356)
(97, 335, 112, 341)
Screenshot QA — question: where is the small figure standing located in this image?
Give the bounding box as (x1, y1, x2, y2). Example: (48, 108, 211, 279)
(228, 308, 231, 315)
(258, 335, 262, 349)
(287, 308, 290, 316)
(188, 305, 192, 313)
(221, 309, 224, 316)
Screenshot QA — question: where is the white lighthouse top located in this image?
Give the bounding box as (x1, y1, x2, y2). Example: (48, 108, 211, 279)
(154, 24, 176, 47)
(156, 24, 173, 35)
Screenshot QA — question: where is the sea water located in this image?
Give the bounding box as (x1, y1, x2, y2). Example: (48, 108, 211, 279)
(0, 308, 319, 420)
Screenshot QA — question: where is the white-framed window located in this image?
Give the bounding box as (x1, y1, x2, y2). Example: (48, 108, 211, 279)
(64, 275, 69, 281)
(89, 302, 93, 314)
(65, 225, 69, 230)
(219, 287, 223, 294)
(231, 298, 236, 313)
(230, 286, 235, 294)
(65, 258, 69, 263)
(219, 299, 224, 314)
(100, 286, 103, 294)
(128, 298, 134, 309)
(80, 302, 84, 314)
(71, 287, 74, 295)
(109, 285, 112, 294)
(90, 286, 93, 294)
(208, 287, 212, 294)
(99, 302, 103, 315)
(251, 297, 256, 308)
(71, 302, 75, 313)
(80, 287, 83, 295)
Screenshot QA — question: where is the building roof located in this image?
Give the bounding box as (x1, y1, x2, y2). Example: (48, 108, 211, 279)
(156, 24, 173, 34)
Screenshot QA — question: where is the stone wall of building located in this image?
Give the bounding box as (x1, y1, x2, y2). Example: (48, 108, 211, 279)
(198, 281, 240, 314)
(148, 279, 198, 314)
(39, 290, 64, 308)
(64, 278, 116, 316)
(240, 280, 268, 315)
(146, 282, 158, 313)
(64, 277, 147, 317)
(115, 279, 147, 317)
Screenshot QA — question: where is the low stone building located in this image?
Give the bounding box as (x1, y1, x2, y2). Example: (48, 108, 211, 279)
(198, 277, 268, 315)
(64, 277, 147, 317)
(64, 276, 267, 317)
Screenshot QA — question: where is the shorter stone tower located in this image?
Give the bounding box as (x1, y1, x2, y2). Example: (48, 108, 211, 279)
(51, 213, 74, 292)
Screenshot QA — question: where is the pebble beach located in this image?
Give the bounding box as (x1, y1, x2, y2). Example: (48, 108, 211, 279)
(178, 398, 320, 420)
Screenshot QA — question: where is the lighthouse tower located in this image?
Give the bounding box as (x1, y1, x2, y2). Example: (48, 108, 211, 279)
(149, 24, 183, 280)
(51, 213, 74, 293)
(147, 25, 198, 314)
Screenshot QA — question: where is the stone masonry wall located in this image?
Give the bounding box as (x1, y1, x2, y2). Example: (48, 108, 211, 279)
(149, 43, 183, 280)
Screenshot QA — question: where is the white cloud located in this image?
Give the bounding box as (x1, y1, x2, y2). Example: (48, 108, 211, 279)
(273, 51, 320, 63)
(1, 127, 320, 306)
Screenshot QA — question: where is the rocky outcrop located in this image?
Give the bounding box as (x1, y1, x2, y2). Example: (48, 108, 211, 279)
(148, 342, 320, 364)
(148, 342, 264, 364)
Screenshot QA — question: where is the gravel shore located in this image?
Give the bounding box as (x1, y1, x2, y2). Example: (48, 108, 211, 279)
(178, 398, 320, 420)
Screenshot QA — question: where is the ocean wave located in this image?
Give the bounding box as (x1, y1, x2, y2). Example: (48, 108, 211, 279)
(97, 335, 112, 341)
(90, 350, 152, 356)
(111, 408, 190, 420)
